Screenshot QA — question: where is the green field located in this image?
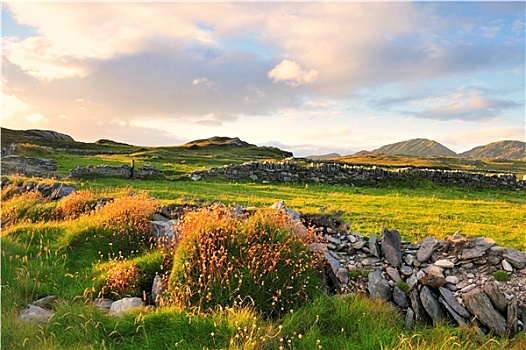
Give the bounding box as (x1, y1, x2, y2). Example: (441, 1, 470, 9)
(1, 139, 526, 349)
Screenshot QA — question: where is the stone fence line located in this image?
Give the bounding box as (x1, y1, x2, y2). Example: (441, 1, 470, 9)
(190, 161, 526, 190)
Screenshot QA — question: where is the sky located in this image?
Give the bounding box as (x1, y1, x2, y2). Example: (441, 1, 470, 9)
(2, 1, 525, 157)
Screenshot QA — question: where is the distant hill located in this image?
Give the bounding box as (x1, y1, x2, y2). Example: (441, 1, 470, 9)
(372, 138, 457, 157)
(180, 136, 292, 158)
(305, 153, 341, 160)
(182, 136, 253, 149)
(1, 127, 75, 146)
(460, 140, 526, 161)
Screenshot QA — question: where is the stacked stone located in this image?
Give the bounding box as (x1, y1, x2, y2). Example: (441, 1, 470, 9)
(1, 155, 57, 177)
(68, 164, 163, 179)
(190, 161, 526, 190)
(1, 178, 75, 200)
(314, 222, 526, 337)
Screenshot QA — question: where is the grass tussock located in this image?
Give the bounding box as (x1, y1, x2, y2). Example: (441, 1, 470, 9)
(167, 205, 323, 318)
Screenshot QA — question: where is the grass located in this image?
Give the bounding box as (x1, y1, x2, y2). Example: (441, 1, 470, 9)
(2, 142, 526, 349)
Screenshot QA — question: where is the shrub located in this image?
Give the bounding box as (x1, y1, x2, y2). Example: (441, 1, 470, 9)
(54, 190, 98, 219)
(493, 270, 508, 282)
(167, 205, 322, 318)
(99, 254, 140, 299)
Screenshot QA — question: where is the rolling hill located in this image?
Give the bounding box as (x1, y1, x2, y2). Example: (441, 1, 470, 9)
(460, 140, 526, 161)
(371, 138, 457, 157)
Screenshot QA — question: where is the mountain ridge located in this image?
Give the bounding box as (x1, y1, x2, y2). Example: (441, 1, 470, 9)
(1, 127, 524, 161)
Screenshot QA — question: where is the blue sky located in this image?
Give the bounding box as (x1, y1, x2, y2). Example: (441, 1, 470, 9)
(2, 1, 524, 156)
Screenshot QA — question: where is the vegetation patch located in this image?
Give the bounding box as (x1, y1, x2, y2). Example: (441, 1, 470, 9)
(167, 205, 323, 318)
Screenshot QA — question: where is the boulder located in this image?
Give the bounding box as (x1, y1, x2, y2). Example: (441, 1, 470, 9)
(483, 281, 507, 314)
(381, 229, 402, 267)
(463, 288, 506, 335)
(19, 305, 53, 324)
(110, 297, 144, 317)
(368, 270, 392, 301)
(503, 249, 526, 269)
(420, 286, 446, 325)
(438, 287, 470, 318)
(417, 236, 439, 262)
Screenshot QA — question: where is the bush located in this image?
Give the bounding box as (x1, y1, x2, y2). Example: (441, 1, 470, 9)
(54, 190, 98, 219)
(167, 205, 322, 318)
(493, 270, 508, 282)
(99, 255, 140, 299)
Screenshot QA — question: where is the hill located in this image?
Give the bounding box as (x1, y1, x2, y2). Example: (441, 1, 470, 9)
(182, 136, 253, 149)
(304, 152, 341, 160)
(371, 138, 457, 157)
(460, 140, 526, 161)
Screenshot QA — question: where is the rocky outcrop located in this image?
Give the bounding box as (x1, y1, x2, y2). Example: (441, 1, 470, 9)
(1, 155, 57, 177)
(190, 161, 525, 191)
(68, 164, 163, 179)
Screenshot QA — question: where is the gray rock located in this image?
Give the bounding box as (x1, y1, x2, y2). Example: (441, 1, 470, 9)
(503, 248, 526, 269)
(420, 286, 446, 325)
(434, 259, 454, 269)
(368, 270, 392, 301)
(417, 236, 439, 262)
(94, 298, 113, 312)
(393, 286, 409, 308)
(381, 229, 402, 267)
(110, 297, 144, 317)
(400, 266, 413, 276)
(409, 289, 430, 324)
(438, 296, 469, 328)
(405, 307, 415, 329)
(404, 254, 416, 266)
(406, 273, 418, 291)
(474, 237, 495, 252)
(336, 267, 349, 285)
(152, 275, 165, 307)
(151, 213, 168, 221)
(460, 248, 485, 260)
(33, 295, 57, 309)
(150, 219, 180, 247)
(507, 298, 518, 337)
(502, 259, 513, 272)
(270, 200, 286, 210)
(386, 266, 402, 282)
(483, 281, 507, 314)
(285, 208, 301, 221)
(439, 287, 470, 318)
(19, 305, 53, 324)
(463, 288, 507, 335)
(352, 240, 365, 249)
(445, 276, 459, 285)
(369, 233, 380, 258)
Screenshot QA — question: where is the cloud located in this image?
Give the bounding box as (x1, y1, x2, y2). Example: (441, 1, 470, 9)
(268, 59, 318, 86)
(408, 88, 521, 122)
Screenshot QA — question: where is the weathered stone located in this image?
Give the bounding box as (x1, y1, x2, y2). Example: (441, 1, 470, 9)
(406, 273, 418, 291)
(483, 281, 507, 314)
(439, 287, 470, 318)
(503, 249, 526, 269)
(438, 296, 469, 328)
(404, 254, 416, 266)
(270, 200, 286, 210)
(19, 305, 53, 324)
(460, 248, 485, 260)
(506, 298, 518, 337)
(420, 286, 446, 325)
(420, 265, 445, 288)
(33, 295, 57, 309)
(393, 286, 409, 308)
(405, 307, 415, 329)
(445, 275, 460, 284)
(368, 270, 392, 301)
(434, 259, 455, 269)
(463, 288, 507, 335)
(110, 297, 144, 317)
(352, 240, 365, 249)
(502, 259, 513, 272)
(368, 233, 380, 258)
(474, 237, 495, 252)
(409, 289, 430, 325)
(417, 236, 439, 262)
(94, 298, 113, 312)
(152, 275, 165, 307)
(151, 219, 180, 247)
(381, 229, 402, 267)
(386, 266, 401, 282)
(400, 266, 413, 276)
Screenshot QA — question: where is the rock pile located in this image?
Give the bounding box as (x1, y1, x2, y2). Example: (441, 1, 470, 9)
(1, 178, 75, 201)
(301, 213, 526, 337)
(1, 155, 58, 177)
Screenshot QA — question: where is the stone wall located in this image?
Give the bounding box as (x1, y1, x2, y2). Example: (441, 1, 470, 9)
(1, 155, 57, 177)
(190, 161, 525, 190)
(68, 164, 163, 179)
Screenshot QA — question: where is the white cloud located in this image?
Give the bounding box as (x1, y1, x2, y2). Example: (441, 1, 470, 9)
(268, 59, 318, 86)
(2, 93, 30, 119)
(25, 113, 47, 124)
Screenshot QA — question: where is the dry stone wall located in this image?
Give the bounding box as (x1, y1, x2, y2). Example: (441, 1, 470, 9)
(68, 164, 163, 179)
(191, 161, 525, 190)
(1, 155, 57, 177)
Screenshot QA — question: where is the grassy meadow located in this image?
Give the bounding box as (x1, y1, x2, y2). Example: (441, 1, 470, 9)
(1, 141, 526, 349)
